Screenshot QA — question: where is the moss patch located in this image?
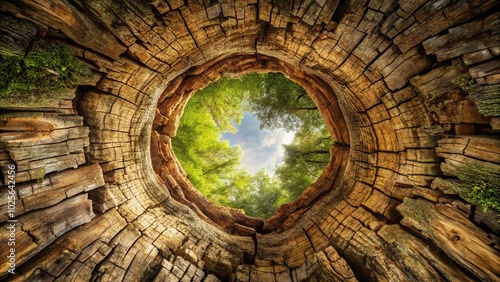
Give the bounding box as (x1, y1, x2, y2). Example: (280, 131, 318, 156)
(455, 164, 500, 212)
(0, 40, 89, 104)
(452, 74, 500, 117)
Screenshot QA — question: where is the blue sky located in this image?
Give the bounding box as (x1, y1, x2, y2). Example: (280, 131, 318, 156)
(222, 112, 295, 175)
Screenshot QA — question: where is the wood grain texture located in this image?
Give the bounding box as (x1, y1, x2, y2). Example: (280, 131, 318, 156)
(0, 0, 499, 281)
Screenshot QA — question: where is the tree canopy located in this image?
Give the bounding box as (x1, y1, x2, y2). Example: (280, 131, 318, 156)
(171, 72, 334, 218)
(276, 124, 331, 199)
(246, 73, 319, 131)
(171, 91, 246, 205)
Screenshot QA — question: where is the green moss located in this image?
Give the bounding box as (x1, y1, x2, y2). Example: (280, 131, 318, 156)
(33, 167, 46, 186)
(0, 40, 89, 102)
(455, 164, 500, 212)
(0, 55, 22, 90)
(469, 85, 500, 116)
(452, 74, 500, 116)
(452, 74, 476, 93)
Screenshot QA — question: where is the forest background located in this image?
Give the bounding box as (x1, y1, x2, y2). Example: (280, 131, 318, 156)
(172, 73, 334, 218)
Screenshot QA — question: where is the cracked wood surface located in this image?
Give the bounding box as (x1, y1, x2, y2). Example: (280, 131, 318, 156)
(0, 0, 499, 281)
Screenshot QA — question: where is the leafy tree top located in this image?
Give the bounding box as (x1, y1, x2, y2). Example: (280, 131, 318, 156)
(172, 72, 333, 218)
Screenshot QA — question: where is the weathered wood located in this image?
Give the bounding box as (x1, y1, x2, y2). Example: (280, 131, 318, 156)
(398, 198, 500, 281)
(0, 0, 127, 59)
(0, 194, 94, 275)
(0, 12, 37, 56)
(0, 0, 499, 281)
(378, 224, 477, 282)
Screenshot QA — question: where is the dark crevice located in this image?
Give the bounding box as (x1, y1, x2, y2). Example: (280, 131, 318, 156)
(141, 253, 164, 281)
(90, 246, 116, 282)
(330, 0, 349, 23)
(244, 233, 257, 265)
(301, 226, 317, 253)
(178, 10, 200, 50)
(20, 224, 39, 244)
(338, 240, 372, 282)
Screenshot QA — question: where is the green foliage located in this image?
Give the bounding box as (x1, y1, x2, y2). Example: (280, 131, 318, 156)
(455, 165, 500, 212)
(172, 93, 245, 205)
(197, 72, 318, 131)
(229, 169, 288, 218)
(276, 124, 332, 199)
(0, 56, 22, 91)
(0, 40, 89, 99)
(246, 72, 319, 131)
(172, 72, 331, 218)
(194, 75, 250, 133)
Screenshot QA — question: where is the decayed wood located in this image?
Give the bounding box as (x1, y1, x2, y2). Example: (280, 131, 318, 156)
(436, 136, 500, 183)
(378, 224, 477, 282)
(0, 0, 126, 59)
(0, 104, 92, 183)
(0, 194, 95, 275)
(0, 12, 37, 56)
(0, 0, 499, 281)
(398, 198, 500, 281)
(0, 163, 104, 222)
(437, 135, 500, 164)
(313, 246, 357, 282)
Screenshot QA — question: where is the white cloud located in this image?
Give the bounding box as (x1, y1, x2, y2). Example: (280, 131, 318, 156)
(261, 128, 296, 147)
(260, 130, 280, 147)
(282, 131, 295, 145)
(221, 112, 296, 175)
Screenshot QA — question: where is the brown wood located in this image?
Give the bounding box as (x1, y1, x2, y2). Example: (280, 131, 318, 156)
(0, 1, 499, 281)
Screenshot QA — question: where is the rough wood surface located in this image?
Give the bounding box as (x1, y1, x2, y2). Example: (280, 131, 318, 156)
(0, 0, 499, 281)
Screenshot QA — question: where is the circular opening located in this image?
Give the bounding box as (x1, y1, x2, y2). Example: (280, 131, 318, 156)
(171, 72, 333, 218)
(151, 54, 350, 235)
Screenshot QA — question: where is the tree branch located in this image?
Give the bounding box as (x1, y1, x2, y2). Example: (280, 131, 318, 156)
(290, 107, 317, 111)
(304, 159, 328, 164)
(298, 150, 330, 156)
(203, 158, 237, 175)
